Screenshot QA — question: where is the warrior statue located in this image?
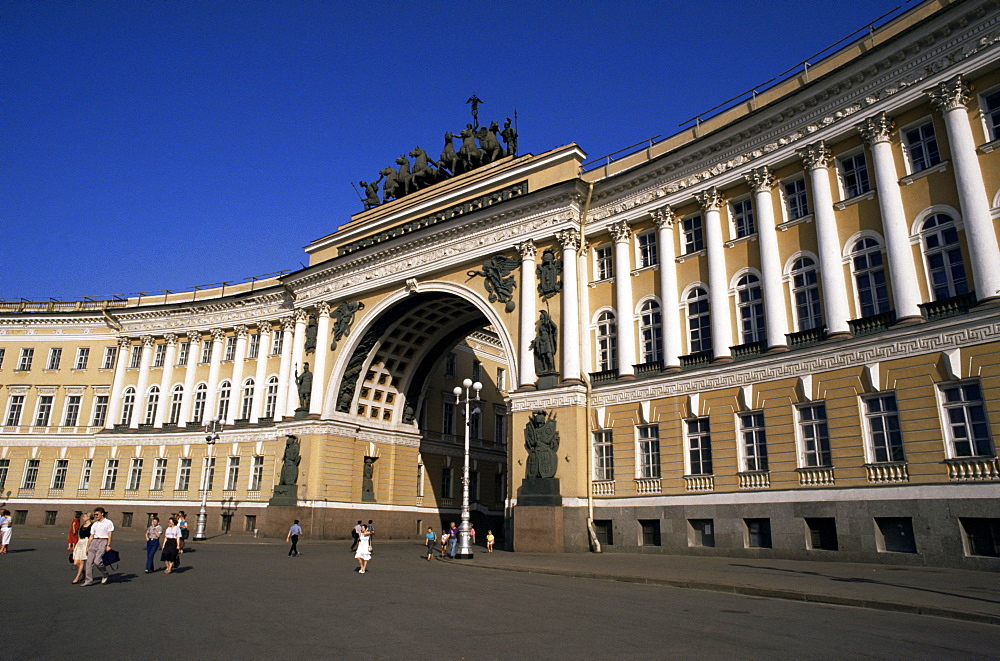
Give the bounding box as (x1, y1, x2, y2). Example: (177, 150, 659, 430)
(524, 410, 559, 479)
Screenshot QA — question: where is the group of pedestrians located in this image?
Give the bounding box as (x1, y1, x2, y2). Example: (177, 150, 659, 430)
(349, 520, 375, 573)
(425, 522, 495, 559)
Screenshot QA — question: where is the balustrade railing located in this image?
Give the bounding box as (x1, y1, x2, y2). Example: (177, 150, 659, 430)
(683, 474, 714, 492)
(865, 462, 909, 484)
(634, 360, 663, 376)
(738, 471, 770, 489)
(946, 456, 1000, 481)
(680, 350, 714, 369)
(786, 326, 828, 349)
(589, 369, 618, 385)
(797, 466, 835, 486)
(592, 480, 615, 496)
(919, 291, 977, 321)
(634, 478, 661, 494)
(730, 340, 767, 361)
(848, 311, 896, 337)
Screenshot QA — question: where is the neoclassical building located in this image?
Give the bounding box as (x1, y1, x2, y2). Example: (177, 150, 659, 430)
(2, 0, 999, 567)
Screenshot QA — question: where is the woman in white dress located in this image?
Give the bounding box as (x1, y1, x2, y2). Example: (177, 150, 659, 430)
(0, 509, 12, 554)
(71, 513, 92, 583)
(355, 524, 372, 574)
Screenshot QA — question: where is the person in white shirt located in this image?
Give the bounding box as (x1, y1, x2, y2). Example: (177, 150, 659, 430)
(82, 507, 115, 586)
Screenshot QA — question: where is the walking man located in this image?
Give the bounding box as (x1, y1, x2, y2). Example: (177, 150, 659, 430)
(287, 520, 302, 557)
(366, 519, 375, 552)
(350, 520, 363, 551)
(82, 507, 114, 586)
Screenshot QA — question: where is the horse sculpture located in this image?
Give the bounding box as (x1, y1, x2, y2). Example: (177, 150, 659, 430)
(379, 167, 402, 201)
(439, 132, 460, 176)
(395, 156, 415, 196)
(409, 147, 441, 190)
(479, 121, 504, 163)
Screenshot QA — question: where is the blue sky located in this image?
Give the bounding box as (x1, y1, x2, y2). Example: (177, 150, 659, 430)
(2, 0, 910, 299)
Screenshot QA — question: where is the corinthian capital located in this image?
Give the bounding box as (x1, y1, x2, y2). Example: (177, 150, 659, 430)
(118, 337, 132, 351)
(609, 220, 632, 244)
(858, 112, 895, 146)
(234, 324, 249, 339)
(694, 187, 724, 212)
(929, 75, 971, 113)
(744, 167, 775, 193)
(140, 335, 155, 347)
(293, 309, 309, 324)
(186, 330, 202, 345)
(651, 206, 675, 229)
(798, 142, 833, 170)
(315, 302, 331, 316)
(280, 315, 296, 332)
(164, 333, 178, 347)
(210, 328, 226, 342)
(556, 228, 581, 252)
(516, 239, 537, 261)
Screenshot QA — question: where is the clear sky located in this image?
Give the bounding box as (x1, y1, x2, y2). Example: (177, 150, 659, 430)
(2, 0, 910, 300)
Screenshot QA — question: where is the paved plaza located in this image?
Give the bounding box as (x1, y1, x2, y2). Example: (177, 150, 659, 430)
(1, 531, 998, 659)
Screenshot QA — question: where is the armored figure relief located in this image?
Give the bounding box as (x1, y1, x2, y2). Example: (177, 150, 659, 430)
(530, 309, 557, 375)
(330, 300, 365, 350)
(360, 176, 383, 210)
(361, 456, 378, 502)
(467, 254, 519, 313)
(279, 435, 301, 486)
(295, 362, 313, 410)
(536, 248, 562, 300)
(501, 117, 518, 157)
(304, 315, 318, 354)
(524, 410, 559, 479)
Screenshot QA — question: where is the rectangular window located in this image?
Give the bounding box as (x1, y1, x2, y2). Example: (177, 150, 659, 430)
(245, 515, 257, 532)
(686, 417, 713, 475)
(470, 408, 482, 439)
(494, 472, 505, 503)
(444, 352, 456, 377)
(441, 466, 453, 499)
(740, 411, 768, 472)
(806, 517, 839, 551)
(0, 347, 5, 370)
(593, 520, 614, 546)
(271, 332, 283, 356)
(202, 456, 216, 491)
(960, 518, 1000, 557)
(863, 393, 904, 463)
(595, 244, 613, 281)
(5, 395, 25, 426)
(689, 519, 715, 547)
(92, 395, 109, 427)
(903, 121, 941, 172)
(730, 198, 755, 238)
(939, 380, 994, 457)
(0, 459, 8, 490)
(984, 88, 1000, 141)
(225, 456, 240, 491)
(416, 463, 425, 498)
(496, 367, 506, 392)
(46, 347, 62, 370)
(798, 403, 831, 467)
(127, 458, 143, 491)
(79, 459, 92, 490)
(18, 348, 34, 371)
(637, 230, 658, 268)
(745, 518, 772, 548)
(875, 517, 917, 553)
(102, 459, 119, 490)
(200, 341, 212, 364)
(472, 360, 482, 382)
(101, 346, 117, 370)
(637, 425, 661, 479)
(13, 510, 27, 525)
(64, 395, 82, 427)
(51, 459, 69, 490)
(250, 455, 264, 491)
(44, 510, 58, 526)
(176, 457, 191, 491)
(640, 519, 661, 546)
(783, 178, 809, 220)
(151, 458, 167, 491)
(22, 459, 40, 489)
(121, 512, 133, 527)
(248, 333, 261, 360)
(153, 343, 166, 367)
(224, 336, 236, 361)
(593, 430, 614, 481)
(494, 410, 506, 444)
(839, 152, 871, 199)
(74, 347, 90, 370)
(470, 471, 479, 503)
(129, 345, 142, 369)
(177, 341, 190, 366)
(35, 395, 54, 426)
(442, 401, 455, 436)
(682, 215, 704, 253)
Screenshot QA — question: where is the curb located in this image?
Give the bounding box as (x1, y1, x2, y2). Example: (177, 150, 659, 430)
(462, 562, 1000, 627)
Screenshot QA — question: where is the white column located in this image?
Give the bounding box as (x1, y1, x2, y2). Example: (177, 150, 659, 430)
(859, 112, 923, 321)
(249, 324, 273, 423)
(205, 328, 225, 422)
(130, 335, 155, 428)
(275, 316, 294, 421)
(799, 143, 851, 337)
(178, 331, 202, 427)
(227, 325, 249, 424)
(516, 240, 537, 388)
(285, 310, 308, 416)
(557, 229, 582, 383)
(106, 337, 131, 429)
(154, 334, 178, 428)
(930, 76, 1000, 302)
(653, 207, 682, 369)
(744, 168, 789, 349)
(610, 220, 636, 378)
(695, 188, 733, 361)
(310, 303, 331, 415)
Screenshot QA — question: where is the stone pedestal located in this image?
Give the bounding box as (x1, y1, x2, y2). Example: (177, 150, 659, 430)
(536, 373, 560, 390)
(294, 408, 309, 420)
(517, 477, 561, 506)
(513, 504, 564, 553)
(269, 484, 298, 506)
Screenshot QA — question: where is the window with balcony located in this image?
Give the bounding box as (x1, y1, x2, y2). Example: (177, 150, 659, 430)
(920, 214, 968, 301)
(790, 257, 823, 331)
(798, 403, 832, 467)
(637, 425, 661, 479)
(686, 417, 713, 475)
(686, 287, 711, 353)
(120, 388, 135, 426)
(740, 411, 768, 472)
(939, 380, 993, 458)
(735, 273, 765, 344)
(639, 299, 662, 364)
(593, 430, 614, 481)
(5, 395, 25, 426)
(850, 238, 891, 317)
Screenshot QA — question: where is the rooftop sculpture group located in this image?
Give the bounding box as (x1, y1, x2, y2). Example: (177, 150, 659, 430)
(358, 96, 518, 210)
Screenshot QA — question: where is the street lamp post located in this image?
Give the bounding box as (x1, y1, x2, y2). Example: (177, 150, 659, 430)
(194, 416, 220, 541)
(452, 378, 482, 559)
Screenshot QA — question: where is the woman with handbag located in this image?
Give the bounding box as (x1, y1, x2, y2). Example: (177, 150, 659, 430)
(71, 513, 91, 583)
(160, 517, 182, 574)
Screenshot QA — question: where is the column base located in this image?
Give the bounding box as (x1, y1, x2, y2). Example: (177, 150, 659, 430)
(269, 484, 298, 506)
(513, 503, 564, 553)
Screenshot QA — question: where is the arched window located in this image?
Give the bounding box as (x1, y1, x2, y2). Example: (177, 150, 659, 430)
(217, 380, 232, 421)
(686, 287, 711, 353)
(638, 300, 662, 364)
(851, 238, 890, 317)
(240, 378, 255, 420)
(920, 214, 968, 300)
(735, 273, 765, 343)
(595, 311, 618, 371)
(120, 387, 136, 426)
(264, 376, 279, 418)
(192, 383, 208, 425)
(790, 257, 822, 331)
(144, 385, 160, 425)
(169, 385, 184, 425)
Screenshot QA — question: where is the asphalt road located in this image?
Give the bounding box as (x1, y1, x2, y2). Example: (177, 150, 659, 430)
(1, 535, 996, 660)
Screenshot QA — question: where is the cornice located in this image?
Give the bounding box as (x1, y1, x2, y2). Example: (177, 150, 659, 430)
(508, 385, 588, 412)
(0, 428, 282, 448)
